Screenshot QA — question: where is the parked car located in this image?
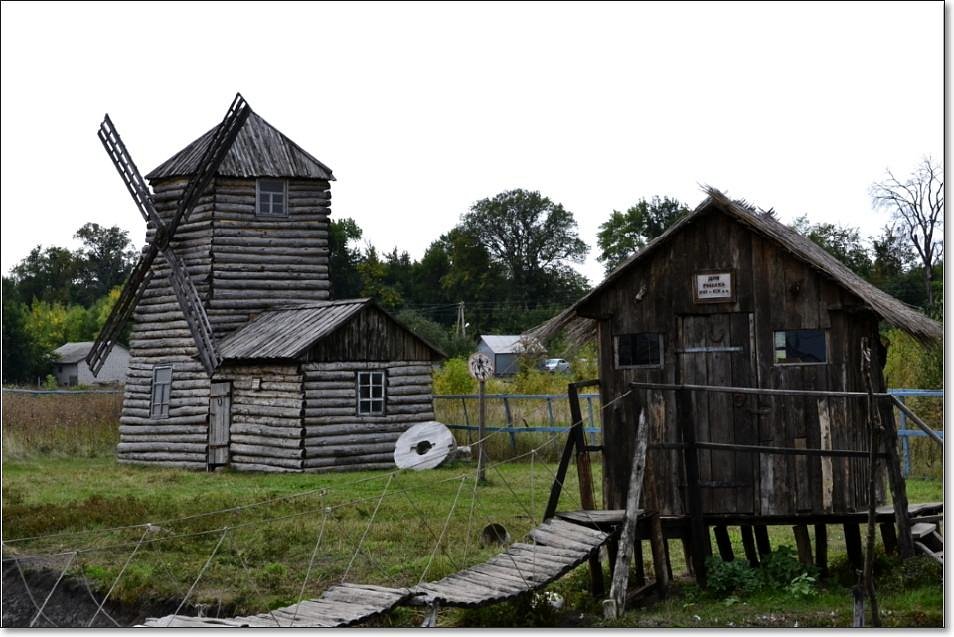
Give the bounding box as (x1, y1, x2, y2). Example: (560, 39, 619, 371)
(542, 358, 570, 373)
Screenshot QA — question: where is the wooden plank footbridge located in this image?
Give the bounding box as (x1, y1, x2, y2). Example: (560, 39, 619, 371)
(143, 380, 641, 627)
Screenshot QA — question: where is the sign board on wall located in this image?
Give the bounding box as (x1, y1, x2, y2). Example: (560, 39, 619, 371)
(693, 271, 735, 303)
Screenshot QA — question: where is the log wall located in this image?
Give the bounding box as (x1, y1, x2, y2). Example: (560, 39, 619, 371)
(118, 178, 214, 469)
(213, 363, 305, 472)
(302, 361, 435, 472)
(208, 177, 331, 338)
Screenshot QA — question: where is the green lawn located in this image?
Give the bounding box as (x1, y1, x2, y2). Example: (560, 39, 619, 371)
(1, 456, 943, 627)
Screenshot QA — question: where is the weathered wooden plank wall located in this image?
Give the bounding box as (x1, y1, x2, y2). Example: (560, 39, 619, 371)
(589, 209, 885, 516)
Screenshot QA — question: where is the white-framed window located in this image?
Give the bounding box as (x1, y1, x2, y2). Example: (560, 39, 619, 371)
(256, 178, 287, 216)
(773, 329, 828, 365)
(150, 365, 173, 418)
(615, 333, 663, 369)
(356, 371, 386, 415)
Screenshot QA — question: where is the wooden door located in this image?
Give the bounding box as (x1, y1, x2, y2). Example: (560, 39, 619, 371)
(677, 313, 758, 514)
(209, 382, 231, 468)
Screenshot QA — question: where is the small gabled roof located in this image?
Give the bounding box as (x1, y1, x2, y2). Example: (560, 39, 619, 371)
(54, 341, 127, 364)
(478, 335, 543, 355)
(531, 187, 942, 347)
(146, 110, 335, 181)
(219, 299, 446, 361)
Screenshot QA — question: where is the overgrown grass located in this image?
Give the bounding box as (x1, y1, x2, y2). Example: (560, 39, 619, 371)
(1, 391, 121, 458)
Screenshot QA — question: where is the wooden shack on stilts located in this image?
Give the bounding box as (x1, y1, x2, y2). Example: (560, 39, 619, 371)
(535, 187, 943, 593)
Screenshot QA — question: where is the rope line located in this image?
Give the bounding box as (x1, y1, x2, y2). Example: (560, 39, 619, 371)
(227, 532, 282, 627)
(289, 509, 330, 626)
(12, 556, 58, 627)
(166, 528, 229, 627)
(29, 551, 76, 628)
(418, 476, 467, 585)
(86, 527, 148, 626)
(341, 474, 392, 583)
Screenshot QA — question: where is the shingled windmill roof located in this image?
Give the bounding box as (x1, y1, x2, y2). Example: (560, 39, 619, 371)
(529, 187, 943, 347)
(146, 110, 335, 181)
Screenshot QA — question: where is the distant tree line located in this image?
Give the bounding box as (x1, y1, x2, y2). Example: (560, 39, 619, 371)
(2, 159, 941, 385)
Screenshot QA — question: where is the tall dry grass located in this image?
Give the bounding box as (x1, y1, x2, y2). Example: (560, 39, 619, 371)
(2, 391, 121, 458)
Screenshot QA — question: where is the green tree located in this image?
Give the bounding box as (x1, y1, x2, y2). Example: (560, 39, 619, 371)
(792, 215, 872, 277)
(1, 278, 53, 384)
(357, 245, 403, 309)
(328, 217, 365, 299)
(596, 196, 689, 272)
(461, 189, 588, 306)
(73, 223, 137, 305)
(9, 245, 80, 304)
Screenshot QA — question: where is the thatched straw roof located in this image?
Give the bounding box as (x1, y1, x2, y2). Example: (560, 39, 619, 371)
(528, 187, 942, 347)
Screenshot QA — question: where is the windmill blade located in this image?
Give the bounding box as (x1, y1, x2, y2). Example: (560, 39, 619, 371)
(161, 246, 221, 375)
(98, 116, 166, 236)
(86, 244, 159, 375)
(167, 93, 251, 239)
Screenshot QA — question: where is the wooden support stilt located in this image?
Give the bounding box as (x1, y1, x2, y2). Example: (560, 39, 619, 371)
(793, 525, 813, 565)
(879, 397, 914, 558)
(567, 381, 603, 597)
(879, 523, 899, 555)
(740, 525, 759, 567)
(844, 523, 864, 570)
(681, 537, 695, 576)
(677, 388, 708, 586)
(633, 531, 646, 587)
(714, 526, 734, 561)
(647, 524, 669, 599)
(754, 525, 772, 556)
(814, 523, 828, 578)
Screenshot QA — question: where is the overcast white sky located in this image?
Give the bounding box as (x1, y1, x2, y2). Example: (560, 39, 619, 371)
(0, 1, 943, 286)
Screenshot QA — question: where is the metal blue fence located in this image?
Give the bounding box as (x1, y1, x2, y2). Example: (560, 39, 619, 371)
(889, 388, 944, 477)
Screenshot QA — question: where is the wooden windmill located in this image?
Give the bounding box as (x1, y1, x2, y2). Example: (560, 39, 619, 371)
(87, 94, 445, 473)
(86, 94, 251, 376)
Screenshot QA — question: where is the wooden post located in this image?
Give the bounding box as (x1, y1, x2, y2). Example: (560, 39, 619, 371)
(793, 525, 813, 565)
(844, 523, 863, 569)
(461, 397, 471, 445)
(603, 402, 650, 619)
(714, 526, 734, 562)
(633, 529, 646, 587)
(568, 381, 602, 596)
(754, 525, 771, 556)
(503, 396, 516, 450)
(814, 523, 828, 578)
(477, 379, 487, 483)
(677, 387, 708, 586)
(878, 396, 914, 558)
(861, 338, 881, 627)
(648, 517, 670, 598)
(740, 525, 760, 567)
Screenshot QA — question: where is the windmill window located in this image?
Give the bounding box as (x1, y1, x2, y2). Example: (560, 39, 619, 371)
(256, 179, 287, 216)
(150, 366, 173, 418)
(774, 329, 827, 365)
(356, 371, 386, 415)
(615, 333, 663, 368)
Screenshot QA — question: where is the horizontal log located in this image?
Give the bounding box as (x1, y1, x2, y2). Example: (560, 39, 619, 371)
(302, 382, 354, 392)
(305, 442, 396, 458)
(208, 298, 326, 310)
(302, 462, 393, 474)
(384, 404, 434, 415)
(387, 395, 433, 406)
(119, 425, 207, 435)
(118, 442, 208, 454)
(121, 433, 209, 443)
(209, 263, 329, 274)
(212, 280, 329, 293)
(232, 404, 302, 418)
(129, 338, 198, 349)
(230, 455, 302, 469)
(214, 288, 330, 300)
(117, 451, 208, 462)
(303, 407, 359, 417)
(212, 237, 329, 249)
(230, 443, 304, 459)
(303, 389, 355, 400)
(230, 423, 303, 438)
(304, 431, 402, 447)
(303, 414, 431, 426)
(117, 459, 206, 470)
(386, 384, 432, 396)
(230, 415, 302, 427)
(230, 434, 303, 449)
(302, 362, 432, 372)
(212, 269, 329, 281)
(230, 462, 299, 473)
(304, 422, 414, 437)
(121, 415, 208, 426)
(218, 364, 300, 376)
(388, 376, 433, 388)
(231, 395, 301, 409)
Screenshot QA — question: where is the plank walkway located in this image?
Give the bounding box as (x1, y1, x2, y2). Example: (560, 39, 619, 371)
(140, 511, 620, 627)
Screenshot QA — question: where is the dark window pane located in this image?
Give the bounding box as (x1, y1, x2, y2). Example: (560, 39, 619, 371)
(774, 330, 827, 363)
(617, 333, 661, 367)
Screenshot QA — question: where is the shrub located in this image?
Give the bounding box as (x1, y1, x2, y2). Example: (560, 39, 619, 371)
(705, 556, 762, 597)
(433, 357, 476, 395)
(758, 545, 818, 589)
